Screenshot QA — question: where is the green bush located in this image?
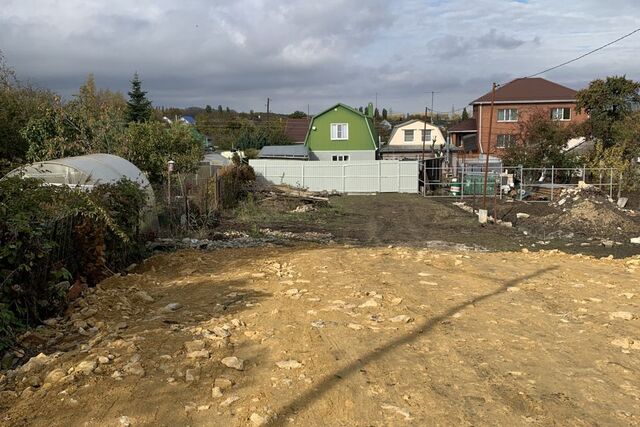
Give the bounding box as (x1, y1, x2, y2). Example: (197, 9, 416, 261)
(0, 177, 147, 353)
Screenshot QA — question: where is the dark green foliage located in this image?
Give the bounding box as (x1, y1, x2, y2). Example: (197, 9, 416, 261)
(289, 111, 307, 119)
(0, 178, 146, 353)
(461, 107, 469, 120)
(382, 108, 388, 120)
(205, 105, 212, 113)
(126, 73, 152, 123)
(576, 75, 640, 147)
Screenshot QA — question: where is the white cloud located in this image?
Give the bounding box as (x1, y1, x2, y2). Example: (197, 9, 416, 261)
(0, 0, 638, 113)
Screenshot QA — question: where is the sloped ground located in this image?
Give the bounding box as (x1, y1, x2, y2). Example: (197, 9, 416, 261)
(2, 246, 639, 426)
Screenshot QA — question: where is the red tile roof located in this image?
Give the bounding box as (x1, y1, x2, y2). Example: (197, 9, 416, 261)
(284, 118, 311, 143)
(473, 78, 578, 104)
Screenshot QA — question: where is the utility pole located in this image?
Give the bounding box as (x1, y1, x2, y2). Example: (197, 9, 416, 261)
(482, 83, 498, 210)
(422, 106, 428, 195)
(266, 97, 270, 122)
(424, 91, 439, 124)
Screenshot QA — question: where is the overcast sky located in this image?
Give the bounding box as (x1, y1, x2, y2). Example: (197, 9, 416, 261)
(1, 0, 638, 114)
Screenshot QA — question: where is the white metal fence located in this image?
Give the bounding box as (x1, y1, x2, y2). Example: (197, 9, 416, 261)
(249, 159, 419, 193)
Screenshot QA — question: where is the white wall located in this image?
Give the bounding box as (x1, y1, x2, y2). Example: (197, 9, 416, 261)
(249, 160, 418, 193)
(310, 150, 376, 161)
(388, 121, 445, 147)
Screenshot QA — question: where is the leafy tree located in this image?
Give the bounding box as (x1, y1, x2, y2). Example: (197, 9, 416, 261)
(374, 108, 380, 120)
(382, 108, 388, 120)
(0, 52, 55, 171)
(358, 106, 363, 113)
(205, 105, 212, 113)
(576, 75, 640, 147)
(126, 72, 152, 123)
(218, 105, 223, 114)
(226, 107, 230, 114)
(461, 107, 469, 120)
(502, 109, 578, 168)
(289, 111, 307, 119)
(115, 121, 204, 183)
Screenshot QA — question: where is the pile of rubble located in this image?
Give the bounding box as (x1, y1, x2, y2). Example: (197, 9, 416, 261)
(531, 184, 640, 240)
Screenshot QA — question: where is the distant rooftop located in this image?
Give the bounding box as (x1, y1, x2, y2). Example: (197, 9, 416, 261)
(473, 78, 578, 104)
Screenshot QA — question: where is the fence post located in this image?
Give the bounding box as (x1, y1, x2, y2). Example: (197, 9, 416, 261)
(301, 163, 305, 189)
(582, 165, 586, 182)
(397, 161, 401, 193)
(378, 161, 382, 193)
(551, 165, 555, 202)
(519, 164, 524, 201)
(342, 164, 346, 193)
(609, 168, 614, 199)
(460, 163, 465, 200)
(618, 171, 623, 200)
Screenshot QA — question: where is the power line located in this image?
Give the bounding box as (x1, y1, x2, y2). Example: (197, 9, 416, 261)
(525, 27, 640, 79)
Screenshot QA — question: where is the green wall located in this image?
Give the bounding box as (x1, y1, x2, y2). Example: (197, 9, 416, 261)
(305, 105, 377, 152)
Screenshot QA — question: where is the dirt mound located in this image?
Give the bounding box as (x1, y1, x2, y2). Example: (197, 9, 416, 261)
(529, 185, 640, 239)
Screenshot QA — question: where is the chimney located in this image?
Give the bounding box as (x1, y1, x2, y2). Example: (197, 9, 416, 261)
(366, 102, 374, 118)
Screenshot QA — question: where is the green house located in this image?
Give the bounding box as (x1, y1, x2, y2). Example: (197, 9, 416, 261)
(304, 103, 378, 161)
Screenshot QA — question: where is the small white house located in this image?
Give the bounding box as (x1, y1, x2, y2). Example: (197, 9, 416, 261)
(380, 120, 446, 160)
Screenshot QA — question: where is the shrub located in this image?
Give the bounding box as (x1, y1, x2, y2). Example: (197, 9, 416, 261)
(218, 163, 256, 209)
(0, 177, 147, 353)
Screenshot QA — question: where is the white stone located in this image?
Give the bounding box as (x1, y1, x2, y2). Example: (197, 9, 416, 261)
(220, 396, 239, 407)
(610, 311, 634, 321)
(75, 360, 97, 375)
(186, 350, 210, 359)
(162, 303, 182, 312)
(516, 213, 530, 219)
(184, 340, 205, 352)
(211, 386, 223, 398)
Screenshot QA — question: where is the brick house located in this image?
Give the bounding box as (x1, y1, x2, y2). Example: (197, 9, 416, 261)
(448, 77, 588, 156)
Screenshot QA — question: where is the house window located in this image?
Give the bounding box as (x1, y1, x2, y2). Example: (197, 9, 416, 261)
(404, 129, 414, 142)
(332, 155, 349, 161)
(551, 107, 571, 121)
(331, 123, 349, 140)
(421, 129, 432, 142)
(497, 109, 518, 122)
(496, 134, 516, 149)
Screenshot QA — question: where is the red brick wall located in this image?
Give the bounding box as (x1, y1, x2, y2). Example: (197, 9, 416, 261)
(473, 103, 587, 155)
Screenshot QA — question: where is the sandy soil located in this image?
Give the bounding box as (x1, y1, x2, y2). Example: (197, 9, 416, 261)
(2, 245, 639, 426)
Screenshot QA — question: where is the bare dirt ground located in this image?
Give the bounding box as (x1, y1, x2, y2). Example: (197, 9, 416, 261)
(2, 246, 640, 426)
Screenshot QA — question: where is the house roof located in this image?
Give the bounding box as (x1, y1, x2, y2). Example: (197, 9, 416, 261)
(258, 145, 309, 159)
(448, 118, 477, 133)
(308, 103, 378, 150)
(284, 118, 311, 143)
(472, 78, 578, 104)
(387, 119, 444, 143)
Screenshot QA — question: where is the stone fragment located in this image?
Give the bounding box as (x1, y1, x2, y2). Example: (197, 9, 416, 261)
(212, 386, 223, 398)
(347, 323, 364, 330)
(221, 356, 244, 371)
(359, 299, 378, 308)
(184, 340, 205, 352)
(75, 360, 97, 375)
(250, 413, 268, 426)
(186, 350, 210, 359)
(162, 303, 182, 312)
(220, 396, 239, 407)
(214, 377, 234, 390)
(134, 291, 154, 302)
(390, 315, 413, 323)
(276, 360, 302, 369)
(610, 311, 634, 321)
(44, 369, 66, 385)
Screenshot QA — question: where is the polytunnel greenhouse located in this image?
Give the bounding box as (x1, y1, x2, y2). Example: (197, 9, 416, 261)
(5, 153, 157, 231)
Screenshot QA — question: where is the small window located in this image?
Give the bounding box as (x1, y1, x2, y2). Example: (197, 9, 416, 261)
(421, 129, 432, 142)
(331, 123, 349, 140)
(332, 155, 338, 161)
(496, 134, 516, 149)
(551, 107, 571, 121)
(404, 129, 414, 142)
(497, 109, 518, 122)
(331, 155, 349, 162)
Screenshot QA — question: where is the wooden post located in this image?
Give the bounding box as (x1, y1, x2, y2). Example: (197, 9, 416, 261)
(482, 82, 497, 209)
(551, 165, 555, 202)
